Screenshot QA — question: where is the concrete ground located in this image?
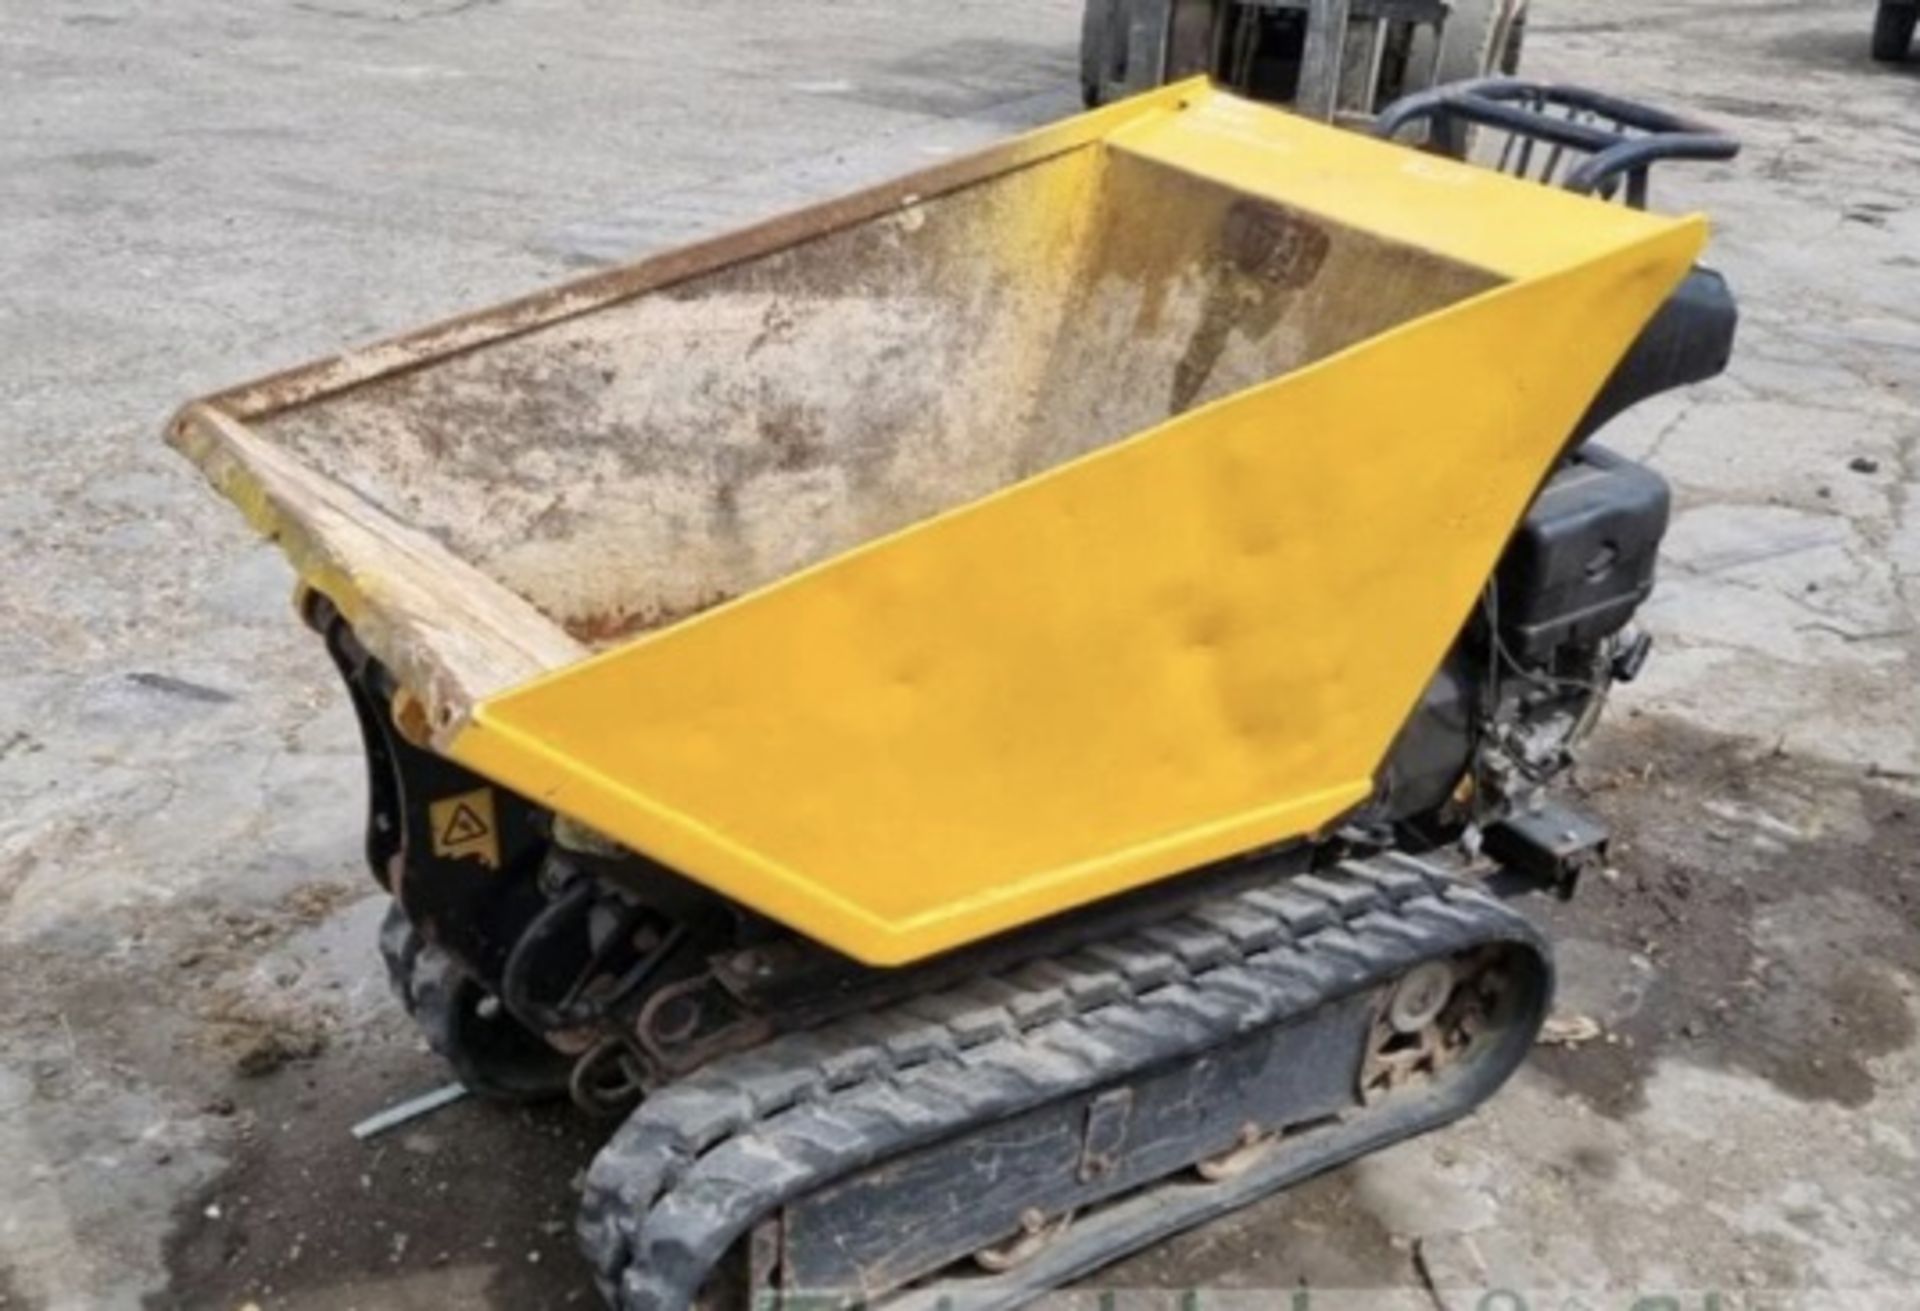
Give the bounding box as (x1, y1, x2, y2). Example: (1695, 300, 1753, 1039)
(1, 0, 1915, 1307)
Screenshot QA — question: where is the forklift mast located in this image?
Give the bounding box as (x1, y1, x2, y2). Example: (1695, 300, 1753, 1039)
(1082, 0, 1527, 125)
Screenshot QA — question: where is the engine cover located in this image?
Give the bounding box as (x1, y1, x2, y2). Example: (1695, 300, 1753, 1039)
(1495, 443, 1670, 661)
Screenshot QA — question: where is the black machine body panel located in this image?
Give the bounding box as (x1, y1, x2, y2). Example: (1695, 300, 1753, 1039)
(1572, 266, 1736, 445)
(1379, 651, 1476, 822)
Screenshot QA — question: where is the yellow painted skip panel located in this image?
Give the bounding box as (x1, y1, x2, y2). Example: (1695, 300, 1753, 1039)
(450, 211, 1705, 966)
(1112, 84, 1682, 283)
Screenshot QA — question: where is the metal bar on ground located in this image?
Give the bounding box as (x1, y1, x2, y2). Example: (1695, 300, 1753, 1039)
(350, 1081, 470, 1141)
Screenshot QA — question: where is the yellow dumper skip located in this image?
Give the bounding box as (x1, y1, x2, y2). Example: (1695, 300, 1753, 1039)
(171, 81, 1704, 966)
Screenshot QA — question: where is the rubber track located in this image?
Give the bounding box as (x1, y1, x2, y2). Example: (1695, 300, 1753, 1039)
(578, 855, 1551, 1310)
(377, 901, 569, 1103)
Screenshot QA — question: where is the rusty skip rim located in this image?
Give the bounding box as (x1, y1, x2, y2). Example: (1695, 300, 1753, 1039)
(164, 82, 1210, 441)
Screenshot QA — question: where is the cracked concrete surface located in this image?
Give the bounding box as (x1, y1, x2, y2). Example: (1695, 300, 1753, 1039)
(1, 0, 1916, 1307)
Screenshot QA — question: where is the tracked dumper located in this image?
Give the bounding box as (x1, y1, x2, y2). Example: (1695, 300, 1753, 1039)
(171, 79, 1736, 1308)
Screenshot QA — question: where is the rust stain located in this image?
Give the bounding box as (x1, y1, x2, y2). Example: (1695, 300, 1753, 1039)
(561, 590, 736, 647)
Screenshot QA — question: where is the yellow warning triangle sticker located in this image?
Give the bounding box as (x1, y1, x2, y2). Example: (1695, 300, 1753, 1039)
(429, 788, 501, 869)
(441, 802, 489, 846)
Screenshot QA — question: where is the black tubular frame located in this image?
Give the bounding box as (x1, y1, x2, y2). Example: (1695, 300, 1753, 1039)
(1372, 78, 1739, 207)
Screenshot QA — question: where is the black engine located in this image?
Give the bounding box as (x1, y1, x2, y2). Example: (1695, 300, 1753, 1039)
(1379, 443, 1669, 829)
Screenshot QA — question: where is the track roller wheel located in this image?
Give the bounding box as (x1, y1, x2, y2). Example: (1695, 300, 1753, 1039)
(1359, 947, 1511, 1104)
(1196, 1122, 1283, 1182)
(973, 1208, 1076, 1273)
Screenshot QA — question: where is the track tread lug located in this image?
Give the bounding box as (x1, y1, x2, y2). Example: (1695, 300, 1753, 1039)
(1340, 855, 1443, 902)
(898, 1053, 1040, 1115)
(707, 1051, 822, 1116)
(1050, 951, 1131, 1007)
(689, 1134, 822, 1192)
(867, 1014, 958, 1066)
(818, 1044, 888, 1089)
(1094, 984, 1221, 1051)
(1350, 910, 1454, 957)
(1189, 901, 1285, 953)
(1082, 937, 1186, 990)
(1038, 1022, 1135, 1072)
(1379, 849, 1455, 887)
(1139, 918, 1235, 971)
(1291, 871, 1383, 919)
(1409, 890, 1500, 929)
(758, 1103, 882, 1163)
(901, 990, 1017, 1046)
(1000, 961, 1082, 1023)
(638, 1084, 755, 1156)
(1243, 886, 1335, 935)
(836, 1076, 954, 1133)
(1304, 927, 1385, 976)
